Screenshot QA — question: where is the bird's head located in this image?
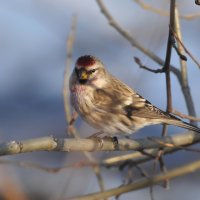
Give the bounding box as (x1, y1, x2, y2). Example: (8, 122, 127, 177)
(74, 55, 106, 85)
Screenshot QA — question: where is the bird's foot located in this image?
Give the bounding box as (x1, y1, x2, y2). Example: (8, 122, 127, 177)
(112, 136, 119, 147)
(87, 133, 118, 149)
(87, 132, 104, 149)
(87, 131, 104, 139)
(67, 111, 78, 136)
(102, 136, 119, 149)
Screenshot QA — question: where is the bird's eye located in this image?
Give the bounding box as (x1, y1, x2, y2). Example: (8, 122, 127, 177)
(75, 68, 79, 76)
(88, 69, 96, 74)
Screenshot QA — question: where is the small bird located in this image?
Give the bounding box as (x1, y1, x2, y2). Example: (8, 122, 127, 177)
(69, 55, 200, 136)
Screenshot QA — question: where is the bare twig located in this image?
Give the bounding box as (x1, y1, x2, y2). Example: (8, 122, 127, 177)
(174, 8, 188, 87)
(60, 16, 80, 200)
(133, 56, 182, 80)
(171, 36, 187, 61)
(63, 16, 77, 123)
(172, 109, 200, 122)
(170, 26, 200, 69)
(68, 159, 200, 200)
(134, 0, 169, 17)
(63, 16, 106, 198)
(134, 57, 164, 73)
(134, 54, 197, 124)
(96, 0, 167, 67)
(158, 0, 176, 188)
(134, 0, 200, 20)
(174, 7, 197, 125)
(103, 145, 200, 168)
(163, 0, 175, 113)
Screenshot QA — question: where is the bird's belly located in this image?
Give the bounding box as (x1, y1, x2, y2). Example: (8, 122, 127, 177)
(71, 90, 126, 134)
(70, 86, 159, 136)
(82, 111, 136, 136)
(83, 114, 161, 136)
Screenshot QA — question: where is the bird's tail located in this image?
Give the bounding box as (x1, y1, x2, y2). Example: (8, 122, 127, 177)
(162, 118, 200, 133)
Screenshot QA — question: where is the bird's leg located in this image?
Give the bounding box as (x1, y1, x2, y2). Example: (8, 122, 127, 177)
(101, 136, 119, 150)
(69, 111, 78, 126)
(87, 133, 119, 149)
(68, 111, 78, 136)
(87, 131, 104, 139)
(112, 136, 119, 148)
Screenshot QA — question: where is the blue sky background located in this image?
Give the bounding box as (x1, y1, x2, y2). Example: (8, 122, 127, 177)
(0, 0, 199, 199)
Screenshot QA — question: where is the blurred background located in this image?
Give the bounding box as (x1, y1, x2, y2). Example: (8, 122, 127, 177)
(0, 0, 199, 199)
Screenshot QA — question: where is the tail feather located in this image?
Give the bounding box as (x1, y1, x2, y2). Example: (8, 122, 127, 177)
(163, 119, 200, 133)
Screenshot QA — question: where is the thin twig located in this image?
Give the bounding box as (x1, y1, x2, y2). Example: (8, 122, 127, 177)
(134, 57, 164, 73)
(170, 26, 200, 69)
(134, 54, 197, 124)
(134, 0, 200, 20)
(170, 36, 187, 61)
(159, 0, 176, 188)
(96, 0, 167, 67)
(133, 56, 182, 79)
(63, 16, 107, 198)
(63, 16, 77, 123)
(172, 109, 200, 122)
(134, 0, 169, 16)
(174, 7, 197, 125)
(59, 15, 79, 200)
(163, 0, 175, 113)
(68, 159, 200, 200)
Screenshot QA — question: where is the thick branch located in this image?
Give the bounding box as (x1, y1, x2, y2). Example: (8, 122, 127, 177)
(0, 132, 199, 156)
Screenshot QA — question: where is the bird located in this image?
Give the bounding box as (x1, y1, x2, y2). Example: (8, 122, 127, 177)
(69, 55, 200, 136)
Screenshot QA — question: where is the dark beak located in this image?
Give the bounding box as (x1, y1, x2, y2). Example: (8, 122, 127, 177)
(76, 70, 89, 84)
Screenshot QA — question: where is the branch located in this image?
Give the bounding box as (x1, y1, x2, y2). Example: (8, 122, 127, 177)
(134, 0, 200, 20)
(68, 159, 200, 199)
(0, 131, 200, 156)
(172, 109, 200, 122)
(96, 0, 166, 66)
(173, 6, 197, 125)
(63, 16, 107, 196)
(63, 15, 77, 123)
(171, 25, 200, 69)
(163, 0, 176, 113)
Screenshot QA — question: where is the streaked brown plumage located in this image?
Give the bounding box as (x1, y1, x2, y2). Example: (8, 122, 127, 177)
(69, 55, 200, 136)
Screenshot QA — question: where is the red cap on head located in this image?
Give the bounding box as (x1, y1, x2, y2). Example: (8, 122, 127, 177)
(76, 55, 96, 68)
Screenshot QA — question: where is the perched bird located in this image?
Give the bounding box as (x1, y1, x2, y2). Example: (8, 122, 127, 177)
(69, 55, 200, 136)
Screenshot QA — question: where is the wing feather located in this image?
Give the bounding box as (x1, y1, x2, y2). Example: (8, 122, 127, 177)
(92, 74, 175, 120)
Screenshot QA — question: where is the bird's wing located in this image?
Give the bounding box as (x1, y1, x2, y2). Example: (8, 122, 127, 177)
(92, 75, 134, 113)
(92, 74, 200, 133)
(93, 75, 175, 120)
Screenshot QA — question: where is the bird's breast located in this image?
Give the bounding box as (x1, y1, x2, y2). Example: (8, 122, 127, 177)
(70, 84, 94, 115)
